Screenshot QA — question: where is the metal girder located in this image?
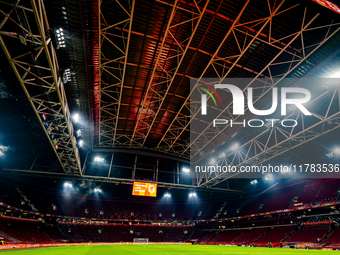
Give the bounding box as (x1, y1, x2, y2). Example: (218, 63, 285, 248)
(98, 0, 135, 147)
(157, 0, 340, 159)
(2, 167, 241, 193)
(128, 0, 210, 146)
(199, 85, 340, 187)
(0, 0, 81, 175)
(156, 0, 254, 157)
(187, 15, 340, 160)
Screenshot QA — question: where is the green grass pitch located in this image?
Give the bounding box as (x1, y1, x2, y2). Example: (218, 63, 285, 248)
(0, 245, 338, 255)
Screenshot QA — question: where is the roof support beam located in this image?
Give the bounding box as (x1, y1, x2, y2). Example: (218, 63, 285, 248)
(0, 0, 81, 174)
(187, 9, 340, 160)
(98, 0, 135, 147)
(128, 0, 210, 147)
(199, 85, 340, 187)
(157, 0, 254, 157)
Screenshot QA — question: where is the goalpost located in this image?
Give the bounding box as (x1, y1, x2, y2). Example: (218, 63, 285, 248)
(133, 238, 149, 244)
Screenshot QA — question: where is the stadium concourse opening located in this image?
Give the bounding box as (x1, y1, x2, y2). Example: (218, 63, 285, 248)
(1, 0, 340, 254)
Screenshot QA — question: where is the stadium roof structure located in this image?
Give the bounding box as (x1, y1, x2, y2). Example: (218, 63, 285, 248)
(1, 0, 340, 192)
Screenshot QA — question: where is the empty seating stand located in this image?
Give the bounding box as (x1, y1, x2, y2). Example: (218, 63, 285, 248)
(256, 225, 295, 244)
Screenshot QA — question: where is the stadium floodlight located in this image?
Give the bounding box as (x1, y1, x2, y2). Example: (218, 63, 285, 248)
(265, 174, 272, 180)
(182, 167, 190, 173)
(62, 69, 72, 84)
(73, 113, 79, 123)
(250, 180, 257, 185)
(326, 146, 340, 158)
(230, 143, 239, 150)
(0, 145, 9, 155)
(218, 152, 226, 159)
(331, 71, 340, 78)
(76, 129, 82, 137)
(94, 188, 102, 193)
(54, 28, 66, 49)
(288, 105, 295, 112)
(164, 192, 171, 198)
(64, 182, 72, 188)
(189, 191, 197, 197)
(209, 158, 216, 164)
(322, 83, 333, 90)
(94, 156, 104, 163)
(78, 140, 84, 148)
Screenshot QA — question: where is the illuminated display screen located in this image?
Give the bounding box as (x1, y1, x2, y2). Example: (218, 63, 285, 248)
(312, 0, 340, 14)
(132, 182, 157, 197)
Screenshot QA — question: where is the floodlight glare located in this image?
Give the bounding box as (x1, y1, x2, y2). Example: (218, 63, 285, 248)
(265, 174, 272, 180)
(94, 188, 102, 193)
(331, 72, 340, 78)
(326, 146, 340, 158)
(76, 129, 82, 137)
(0, 151, 3, 156)
(64, 182, 72, 188)
(94, 156, 104, 162)
(218, 152, 226, 159)
(334, 147, 340, 154)
(209, 158, 216, 164)
(230, 143, 239, 150)
(164, 192, 171, 198)
(189, 191, 197, 197)
(250, 179, 257, 185)
(73, 113, 79, 123)
(182, 167, 190, 173)
(78, 140, 84, 148)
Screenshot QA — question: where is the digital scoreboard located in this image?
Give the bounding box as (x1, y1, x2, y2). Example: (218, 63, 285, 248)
(132, 182, 157, 197)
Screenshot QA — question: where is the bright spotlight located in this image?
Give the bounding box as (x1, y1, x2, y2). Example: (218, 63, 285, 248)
(94, 188, 102, 193)
(76, 129, 82, 137)
(64, 182, 72, 188)
(209, 158, 216, 164)
(189, 191, 197, 197)
(94, 156, 104, 162)
(218, 152, 226, 159)
(62, 69, 72, 84)
(331, 72, 340, 78)
(230, 143, 239, 150)
(326, 146, 340, 158)
(78, 140, 84, 148)
(265, 174, 272, 180)
(250, 179, 257, 185)
(54, 28, 66, 49)
(0, 145, 9, 156)
(182, 167, 190, 173)
(73, 114, 79, 123)
(164, 192, 171, 198)
(334, 147, 340, 154)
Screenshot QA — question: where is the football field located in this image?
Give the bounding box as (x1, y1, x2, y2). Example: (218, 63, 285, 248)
(0, 245, 338, 254)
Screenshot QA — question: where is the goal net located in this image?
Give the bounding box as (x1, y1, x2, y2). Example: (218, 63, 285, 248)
(133, 238, 149, 244)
